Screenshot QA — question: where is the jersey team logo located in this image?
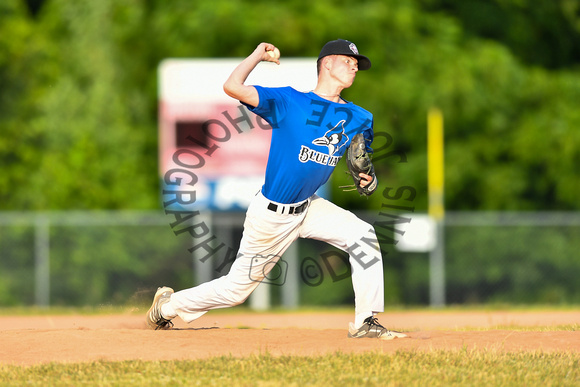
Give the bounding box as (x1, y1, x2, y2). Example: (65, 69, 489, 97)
(312, 120, 349, 156)
(298, 120, 349, 166)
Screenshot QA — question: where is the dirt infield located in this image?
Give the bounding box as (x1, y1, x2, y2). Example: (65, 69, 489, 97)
(1, 310, 578, 366)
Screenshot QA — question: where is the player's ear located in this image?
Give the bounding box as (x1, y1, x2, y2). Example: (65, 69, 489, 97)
(322, 56, 333, 72)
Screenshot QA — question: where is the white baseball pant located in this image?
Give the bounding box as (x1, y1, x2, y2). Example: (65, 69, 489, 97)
(167, 191, 385, 326)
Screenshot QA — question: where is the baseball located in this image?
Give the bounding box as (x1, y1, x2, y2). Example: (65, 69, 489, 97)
(267, 47, 280, 60)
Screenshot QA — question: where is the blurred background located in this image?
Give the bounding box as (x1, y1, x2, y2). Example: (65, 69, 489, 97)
(1, 0, 579, 308)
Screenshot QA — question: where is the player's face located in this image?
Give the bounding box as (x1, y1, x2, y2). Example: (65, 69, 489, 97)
(329, 55, 359, 87)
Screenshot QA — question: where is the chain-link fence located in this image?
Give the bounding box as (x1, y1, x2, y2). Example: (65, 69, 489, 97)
(1, 211, 579, 307)
(444, 212, 580, 304)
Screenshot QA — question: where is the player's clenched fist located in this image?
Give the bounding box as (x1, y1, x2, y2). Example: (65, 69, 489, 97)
(255, 42, 280, 65)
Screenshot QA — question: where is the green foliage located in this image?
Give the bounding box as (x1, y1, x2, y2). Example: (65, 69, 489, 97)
(1, 0, 155, 210)
(419, 0, 580, 69)
(2, 0, 580, 211)
(2, 0, 580, 307)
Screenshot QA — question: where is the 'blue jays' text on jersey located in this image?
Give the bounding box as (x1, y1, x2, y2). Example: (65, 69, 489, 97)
(246, 86, 374, 204)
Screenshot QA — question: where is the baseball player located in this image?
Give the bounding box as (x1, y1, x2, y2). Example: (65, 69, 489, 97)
(147, 39, 408, 340)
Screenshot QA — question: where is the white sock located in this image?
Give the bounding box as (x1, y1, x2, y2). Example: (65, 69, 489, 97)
(161, 300, 177, 319)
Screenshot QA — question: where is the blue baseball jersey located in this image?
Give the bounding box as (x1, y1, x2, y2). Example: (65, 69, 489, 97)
(246, 86, 374, 204)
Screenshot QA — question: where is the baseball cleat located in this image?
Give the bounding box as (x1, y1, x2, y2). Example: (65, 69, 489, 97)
(348, 316, 408, 340)
(146, 286, 175, 330)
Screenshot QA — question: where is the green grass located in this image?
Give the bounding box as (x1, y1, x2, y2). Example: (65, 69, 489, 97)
(0, 351, 578, 386)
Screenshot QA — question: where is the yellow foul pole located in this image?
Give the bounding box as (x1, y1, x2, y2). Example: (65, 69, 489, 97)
(427, 108, 445, 306)
(428, 108, 444, 220)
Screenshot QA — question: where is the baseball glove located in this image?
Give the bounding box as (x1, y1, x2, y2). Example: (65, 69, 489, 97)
(341, 133, 378, 196)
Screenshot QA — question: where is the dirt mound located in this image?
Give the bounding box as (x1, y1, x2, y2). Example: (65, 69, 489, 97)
(1, 310, 578, 366)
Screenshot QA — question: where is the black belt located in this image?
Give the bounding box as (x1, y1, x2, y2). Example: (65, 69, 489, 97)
(267, 201, 308, 215)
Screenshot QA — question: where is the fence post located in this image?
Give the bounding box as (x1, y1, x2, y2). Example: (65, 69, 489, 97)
(429, 221, 446, 306)
(192, 212, 213, 286)
(35, 215, 50, 307)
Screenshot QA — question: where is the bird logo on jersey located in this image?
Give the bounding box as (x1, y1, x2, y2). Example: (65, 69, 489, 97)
(298, 120, 349, 167)
(311, 120, 349, 156)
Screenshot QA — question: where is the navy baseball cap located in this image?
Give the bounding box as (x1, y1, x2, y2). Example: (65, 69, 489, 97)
(318, 39, 371, 70)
